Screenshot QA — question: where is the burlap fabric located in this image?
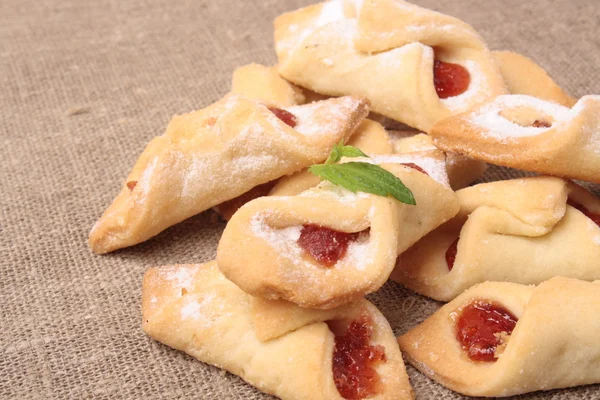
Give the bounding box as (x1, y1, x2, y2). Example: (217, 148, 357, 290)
(2, 0, 599, 398)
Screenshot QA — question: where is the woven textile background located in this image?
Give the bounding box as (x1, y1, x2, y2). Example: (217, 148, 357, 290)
(2, 0, 599, 398)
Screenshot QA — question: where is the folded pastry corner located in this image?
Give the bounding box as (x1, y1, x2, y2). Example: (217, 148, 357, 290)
(492, 50, 576, 107)
(217, 154, 459, 309)
(391, 176, 600, 301)
(90, 94, 369, 253)
(430, 94, 600, 183)
(275, 0, 507, 132)
(398, 277, 600, 397)
(231, 63, 305, 106)
(142, 261, 414, 400)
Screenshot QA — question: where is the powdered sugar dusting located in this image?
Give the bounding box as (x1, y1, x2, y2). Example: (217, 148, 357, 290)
(179, 293, 229, 329)
(441, 60, 485, 113)
(250, 215, 303, 261)
(342, 231, 372, 271)
(302, 184, 371, 205)
(172, 119, 295, 205)
(286, 97, 358, 138)
(138, 156, 159, 194)
(317, 0, 345, 27)
(470, 95, 571, 141)
(157, 266, 196, 289)
(249, 212, 374, 271)
(574, 97, 600, 155)
(181, 294, 214, 320)
(359, 154, 450, 188)
(277, 0, 347, 55)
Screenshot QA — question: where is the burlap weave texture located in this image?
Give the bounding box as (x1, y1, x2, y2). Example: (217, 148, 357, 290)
(1, 0, 599, 398)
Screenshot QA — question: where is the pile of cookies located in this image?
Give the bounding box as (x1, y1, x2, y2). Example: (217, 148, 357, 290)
(90, 1, 600, 399)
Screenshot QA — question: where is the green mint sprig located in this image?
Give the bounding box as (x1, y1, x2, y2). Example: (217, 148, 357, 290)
(309, 142, 416, 205)
(324, 141, 369, 164)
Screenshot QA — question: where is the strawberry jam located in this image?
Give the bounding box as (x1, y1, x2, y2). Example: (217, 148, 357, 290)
(330, 312, 386, 399)
(445, 238, 459, 271)
(456, 301, 517, 362)
(297, 225, 364, 267)
(433, 60, 471, 99)
(567, 199, 600, 227)
(126, 181, 137, 190)
(401, 163, 429, 176)
(532, 119, 552, 128)
(268, 107, 297, 127)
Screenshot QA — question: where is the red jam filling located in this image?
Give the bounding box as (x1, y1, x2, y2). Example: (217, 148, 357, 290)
(401, 163, 429, 176)
(297, 225, 365, 267)
(330, 313, 386, 399)
(445, 238, 459, 271)
(433, 60, 471, 99)
(126, 181, 137, 190)
(456, 301, 518, 362)
(532, 119, 552, 128)
(567, 199, 600, 227)
(268, 107, 297, 127)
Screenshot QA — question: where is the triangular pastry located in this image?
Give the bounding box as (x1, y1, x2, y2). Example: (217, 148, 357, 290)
(391, 177, 600, 301)
(218, 65, 390, 219)
(430, 94, 600, 183)
(217, 154, 458, 309)
(492, 51, 576, 107)
(142, 261, 414, 400)
(89, 94, 369, 253)
(215, 63, 305, 221)
(275, 0, 507, 132)
(388, 129, 487, 190)
(398, 277, 600, 396)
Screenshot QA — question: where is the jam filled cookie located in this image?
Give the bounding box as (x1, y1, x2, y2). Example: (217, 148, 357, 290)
(430, 94, 600, 183)
(275, 0, 507, 132)
(391, 177, 600, 301)
(398, 277, 600, 397)
(217, 154, 458, 309)
(142, 261, 414, 400)
(217, 64, 390, 219)
(89, 94, 369, 253)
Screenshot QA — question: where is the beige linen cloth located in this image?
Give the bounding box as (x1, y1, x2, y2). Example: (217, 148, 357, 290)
(1, 0, 599, 398)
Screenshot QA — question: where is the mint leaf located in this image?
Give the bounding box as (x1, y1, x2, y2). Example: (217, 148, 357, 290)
(324, 142, 369, 165)
(324, 141, 343, 165)
(339, 145, 368, 159)
(309, 162, 416, 205)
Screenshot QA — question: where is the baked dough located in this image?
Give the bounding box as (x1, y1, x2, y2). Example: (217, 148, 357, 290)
(275, 0, 507, 132)
(388, 130, 487, 190)
(398, 277, 600, 396)
(217, 64, 307, 220)
(391, 176, 600, 301)
(217, 154, 459, 309)
(219, 65, 390, 219)
(231, 63, 306, 106)
(492, 51, 576, 107)
(270, 118, 393, 196)
(89, 94, 369, 253)
(142, 261, 413, 400)
(430, 94, 600, 183)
